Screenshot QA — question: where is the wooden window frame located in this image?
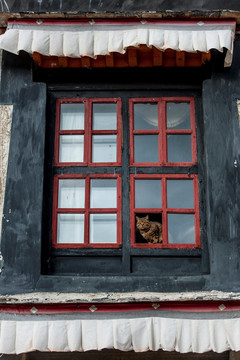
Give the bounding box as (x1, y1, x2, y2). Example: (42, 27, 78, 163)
(51, 95, 200, 251)
(130, 173, 201, 249)
(129, 97, 197, 167)
(52, 173, 122, 248)
(54, 98, 122, 167)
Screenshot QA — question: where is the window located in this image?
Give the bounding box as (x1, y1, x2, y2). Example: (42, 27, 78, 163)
(52, 174, 122, 248)
(129, 98, 197, 166)
(51, 96, 200, 250)
(54, 98, 122, 166)
(131, 174, 200, 248)
(52, 98, 122, 248)
(129, 98, 200, 249)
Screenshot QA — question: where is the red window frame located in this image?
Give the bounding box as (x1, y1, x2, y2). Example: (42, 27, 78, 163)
(52, 174, 122, 248)
(130, 174, 201, 248)
(129, 97, 197, 167)
(54, 98, 122, 167)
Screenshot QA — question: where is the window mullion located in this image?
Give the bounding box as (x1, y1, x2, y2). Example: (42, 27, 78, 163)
(161, 176, 168, 245)
(190, 99, 198, 164)
(121, 97, 131, 274)
(193, 175, 201, 247)
(85, 176, 90, 245)
(160, 99, 166, 165)
(85, 99, 91, 165)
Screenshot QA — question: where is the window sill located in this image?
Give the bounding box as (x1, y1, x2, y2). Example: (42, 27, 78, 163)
(0, 290, 240, 304)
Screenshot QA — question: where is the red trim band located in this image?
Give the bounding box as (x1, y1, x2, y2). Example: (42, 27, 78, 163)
(0, 301, 240, 314)
(8, 19, 236, 27)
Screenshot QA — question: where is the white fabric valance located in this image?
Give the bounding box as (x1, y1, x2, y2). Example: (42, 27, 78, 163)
(0, 20, 236, 66)
(1, 315, 240, 354)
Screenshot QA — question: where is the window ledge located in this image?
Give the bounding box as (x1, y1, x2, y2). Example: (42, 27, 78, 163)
(0, 290, 240, 304)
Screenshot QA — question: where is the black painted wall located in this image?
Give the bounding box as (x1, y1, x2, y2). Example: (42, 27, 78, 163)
(1, 39, 240, 293)
(1, 0, 240, 14)
(0, 52, 46, 292)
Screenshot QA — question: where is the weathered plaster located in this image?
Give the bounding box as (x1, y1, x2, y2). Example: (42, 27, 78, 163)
(237, 99, 240, 126)
(1, 290, 240, 304)
(0, 105, 12, 240)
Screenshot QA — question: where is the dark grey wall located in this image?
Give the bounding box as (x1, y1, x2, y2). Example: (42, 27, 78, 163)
(0, 52, 47, 291)
(1, 39, 240, 293)
(203, 38, 240, 290)
(1, 0, 240, 13)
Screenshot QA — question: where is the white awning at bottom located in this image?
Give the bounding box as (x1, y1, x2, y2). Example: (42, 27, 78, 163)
(1, 316, 240, 354)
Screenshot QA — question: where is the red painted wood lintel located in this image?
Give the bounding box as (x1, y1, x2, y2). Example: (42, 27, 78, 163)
(0, 301, 240, 314)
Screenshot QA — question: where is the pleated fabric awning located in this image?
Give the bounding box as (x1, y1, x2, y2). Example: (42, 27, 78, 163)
(1, 310, 240, 354)
(0, 19, 236, 67)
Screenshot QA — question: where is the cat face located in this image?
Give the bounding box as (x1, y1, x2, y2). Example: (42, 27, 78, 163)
(136, 215, 150, 230)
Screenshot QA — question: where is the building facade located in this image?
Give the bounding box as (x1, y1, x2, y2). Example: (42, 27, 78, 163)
(0, 0, 240, 358)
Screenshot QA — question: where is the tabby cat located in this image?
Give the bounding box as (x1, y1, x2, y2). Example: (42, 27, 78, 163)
(136, 215, 163, 244)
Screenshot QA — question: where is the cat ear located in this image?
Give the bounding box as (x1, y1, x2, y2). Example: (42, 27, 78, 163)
(146, 215, 149, 220)
(136, 216, 139, 221)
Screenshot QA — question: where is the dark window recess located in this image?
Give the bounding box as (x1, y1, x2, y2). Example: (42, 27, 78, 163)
(42, 91, 205, 276)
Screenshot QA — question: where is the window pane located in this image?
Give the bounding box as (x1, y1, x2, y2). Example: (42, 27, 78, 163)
(60, 103, 84, 130)
(59, 135, 84, 163)
(93, 103, 117, 130)
(167, 135, 192, 162)
(58, 179, 85, 208)
(92, 135, 117, 163)
(167, 102, 191, 129)
(168, 214, 195, 244)
(167, 180, 194, 209)
(90, 214, 117, 243)
(134, 135, 158, 163)
(90, 179, 117, 208)
(135, 180, 161, 208)
(57, 214, 84, 244)
(134, 103, 158, 130)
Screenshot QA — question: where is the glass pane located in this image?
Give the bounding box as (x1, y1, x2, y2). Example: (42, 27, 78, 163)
(90, 214, 117, 243)
(93, 103, 117, 130)
(167, 180, 194, 209)
(135, 180, 161, 208)
(92, 135, 117, 163)
(59, 135, 84, 163)
(91, 179, 117, 208)
(167, 102, 191, 129)
(134, 103, 158, 130)
(57, 214, 84, 244)
(60, 103, 84, 130)
(167, 135, 192, 163)
(58, 179, 85, 208)
(134, 135, 158, 163)
(168, 214, 195, 244)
